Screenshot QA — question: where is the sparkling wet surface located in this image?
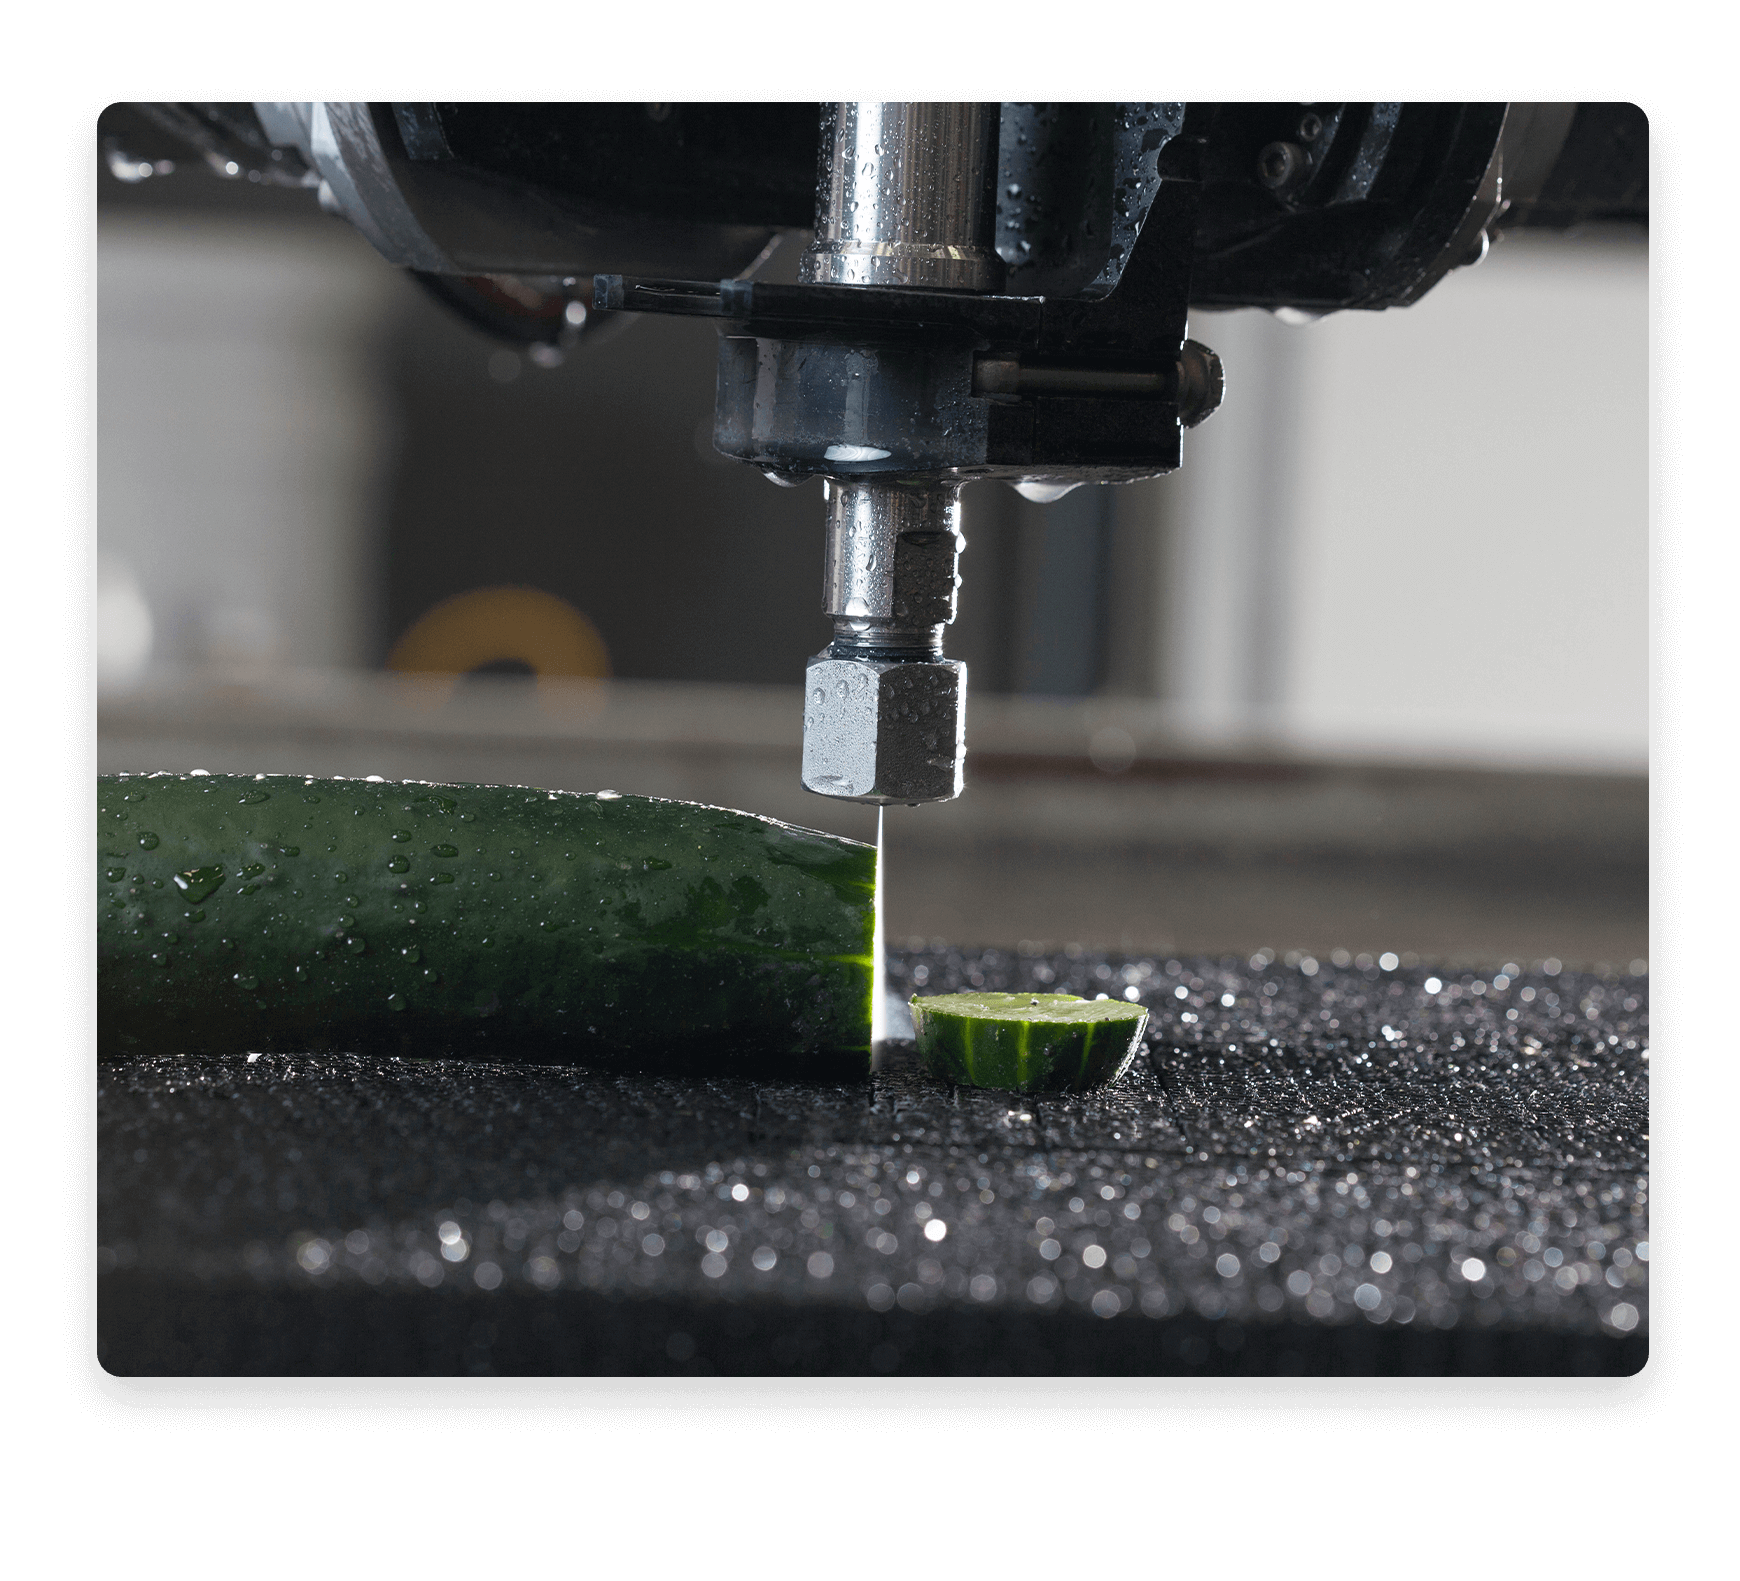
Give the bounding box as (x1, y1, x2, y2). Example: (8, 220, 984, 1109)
(98, 949, 1647, 1373)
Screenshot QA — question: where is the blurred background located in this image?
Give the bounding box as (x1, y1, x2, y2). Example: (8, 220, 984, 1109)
(96, 108, 1648, 969)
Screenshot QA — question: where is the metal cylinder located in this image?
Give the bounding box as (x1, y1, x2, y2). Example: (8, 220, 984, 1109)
(803, 480, 967, 803)
(822, 480, 962, 654)
(801, 103, 1004, 292)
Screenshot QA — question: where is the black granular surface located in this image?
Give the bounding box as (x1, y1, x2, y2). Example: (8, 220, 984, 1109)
(98, 950, 1648, 1375)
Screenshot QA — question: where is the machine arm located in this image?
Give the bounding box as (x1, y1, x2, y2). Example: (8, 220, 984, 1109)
(107, 101, 1646, 805)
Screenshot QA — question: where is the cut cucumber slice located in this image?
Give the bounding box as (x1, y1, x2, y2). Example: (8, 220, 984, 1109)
(99, 773, 876, 1073)
(910, 991, 1147, 1093)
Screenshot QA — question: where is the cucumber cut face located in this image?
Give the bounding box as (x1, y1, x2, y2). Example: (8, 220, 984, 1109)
(98, 773, 877, 1074)
(910, 991, 1148, 1094)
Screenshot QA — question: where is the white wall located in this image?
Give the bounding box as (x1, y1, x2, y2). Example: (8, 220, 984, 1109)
(99, 212, 398, 677)
(1160, 230, 1647, 771)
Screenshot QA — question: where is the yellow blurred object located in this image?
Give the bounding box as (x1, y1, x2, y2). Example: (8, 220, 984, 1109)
(386, 587, 611, 690)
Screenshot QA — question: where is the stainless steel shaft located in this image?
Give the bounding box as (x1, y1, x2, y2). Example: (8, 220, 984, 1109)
(800, 103, 1004, 293)
(822, 480, 962, 654)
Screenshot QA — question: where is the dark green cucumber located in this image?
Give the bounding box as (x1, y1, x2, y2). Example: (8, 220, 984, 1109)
(99, 773, 876, 1072)
(911, 991, 1147, 1094)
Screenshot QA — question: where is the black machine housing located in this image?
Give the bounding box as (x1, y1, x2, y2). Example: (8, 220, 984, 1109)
(109, 101, 1646, 493)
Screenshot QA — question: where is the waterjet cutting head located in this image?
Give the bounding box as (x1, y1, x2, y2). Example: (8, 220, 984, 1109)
(610, 104, 1256, 806)
(146, 101, 1624, 814)
(802, 480, 965, 804)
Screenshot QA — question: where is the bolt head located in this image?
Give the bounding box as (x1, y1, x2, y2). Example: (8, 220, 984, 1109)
(802, 653, 965, 803)
(1257, 140, 1307, 192)
(1178, 339, 1225, 430)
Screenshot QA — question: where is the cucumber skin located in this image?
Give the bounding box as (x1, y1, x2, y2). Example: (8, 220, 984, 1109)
(99, 774, 876, 1073)
(911, 994, 1147, 1094)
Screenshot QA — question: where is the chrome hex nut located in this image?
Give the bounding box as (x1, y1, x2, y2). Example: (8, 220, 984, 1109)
(801, 652, 966, 803)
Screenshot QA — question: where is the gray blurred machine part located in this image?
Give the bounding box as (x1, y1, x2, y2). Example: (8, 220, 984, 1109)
(108, 101, 1646, 807)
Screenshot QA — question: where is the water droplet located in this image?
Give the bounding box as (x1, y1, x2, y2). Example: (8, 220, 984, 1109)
(239, 789, 270, 804)
(137, 832, 159, 850)
(345, 937, 367, 956)
(387, 856, 409, 873)
(431, 844, 458, 859)
(234, 973, 259, 991)
(293, 965, 307, 981)
(239, 862, 266, 879)
(401, 945, 422, 963)
(390, 830, 411, 843)
(812, 688, 824, 705)
(333, 871, 350, 883)
(423, 968, 440, 982)
(345, 895, 360, 907)
(104, 866, 126, 883)
(596, 790, 622, 801)
(387, 993, 407, 1012)
(172, 864, 227, 903)
(187, 909, 204, 922)
(280, 846, 299, 857)
(430, 873, 455, 885)
(236, 884, 260, 896)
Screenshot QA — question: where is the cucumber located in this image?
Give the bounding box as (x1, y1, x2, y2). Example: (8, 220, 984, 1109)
(910, 991, 1147, 1093)
(99, 773, 876, 1073)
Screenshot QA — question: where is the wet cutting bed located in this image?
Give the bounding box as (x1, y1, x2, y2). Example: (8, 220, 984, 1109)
(97, 949, 1648, 1375)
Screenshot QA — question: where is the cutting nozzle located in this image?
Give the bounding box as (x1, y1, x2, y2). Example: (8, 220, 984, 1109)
(801, 480, 966, 804)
